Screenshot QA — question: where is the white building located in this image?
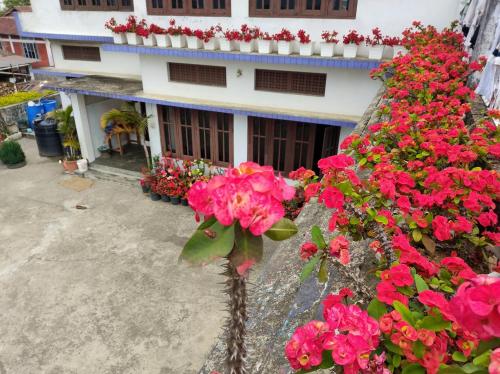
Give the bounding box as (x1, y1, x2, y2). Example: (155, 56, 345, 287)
(16, 0, 460, 174)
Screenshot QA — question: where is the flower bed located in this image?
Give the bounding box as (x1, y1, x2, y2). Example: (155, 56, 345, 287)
(284, 22, 499, 374)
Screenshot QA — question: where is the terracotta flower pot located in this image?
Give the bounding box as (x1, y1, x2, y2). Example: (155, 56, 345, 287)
(63, 160, 78, 173)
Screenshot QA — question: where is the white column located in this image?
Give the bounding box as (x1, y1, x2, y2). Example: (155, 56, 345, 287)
(233, 114, 248, 166)
(145, 102, 162, 160)
(60, 92, 72, 109)
(338, 126, 354, 154)
(70, 93, 96, 162)
(44, 39, 54, 66)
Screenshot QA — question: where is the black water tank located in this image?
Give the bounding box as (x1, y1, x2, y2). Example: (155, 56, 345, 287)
(34, 117, 64, 157)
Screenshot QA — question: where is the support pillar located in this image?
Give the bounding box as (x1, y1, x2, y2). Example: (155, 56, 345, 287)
(145, 103, 162, 161)
(233, 114, 248, 166)
(70, 93, 96, 162)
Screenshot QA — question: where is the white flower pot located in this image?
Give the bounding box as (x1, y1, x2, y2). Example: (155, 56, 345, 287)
(203, 38, 218, 51)
(143, 35, 157, 47)
(277, 41, 292, 55)
(299, 43, 313, 56)
(113, 33, 127, 44)
(126, 32, 143, 45)
(393, 45, 408, 56)
(343, 44, 358, 58)
(257, 39, 273, 54)
(320, 42, 335, 57)
(170, 34, 185, 48)
(187, 36, 203, 49)
(155, 34, 170, 48)
(219, 38, 234, 51)
(240, 40, 255, 53)
(368, 45, 384, 60)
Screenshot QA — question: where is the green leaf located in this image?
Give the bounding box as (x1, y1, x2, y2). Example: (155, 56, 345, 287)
(375, 215, 389, 225)
(366, 207, 377, 217)
(413, 273, 429, 293)
(452, 351, 468, 363)
(393, 301, 415, 326)
(419, 315, 451, 331)
(229, 224, 263, 273)
(384, 341, 403, 356)
(402, 363, 425, 374)
(438, 364, 487, 374)
(359, 158, 367, 166)
(197, 216, 217, 230)
(311, 225, 326, 250)
(337, 181, 354, 195)
(179, 222, 235, 265)
(412, 229, 422, 242)
(264, 218, 298, 241)
(367, 298, 388, 319)
(413, 340, 425, 359)
(476, 338, 500, 355)
(300, 255, 320, 282)
(473, 350, 491, 367)
(318, 257, 329, 283)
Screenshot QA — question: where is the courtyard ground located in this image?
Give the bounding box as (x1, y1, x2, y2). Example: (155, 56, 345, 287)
(0, 138, 225, 374)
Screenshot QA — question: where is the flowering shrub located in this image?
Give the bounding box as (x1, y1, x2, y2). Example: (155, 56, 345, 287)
(167, 19, 183, 36)
(202, 25, 222, 42)
(273, 28, 296, 42)
(286, 22, 500, 374)
(297, 29, 311, 44)
(149, 23, 167, 35)
(382, 36, 401, 47)
(365, 27, 383, 46)
(222, 29, 240, 41)
(321, 30, 339, 44)
(240, 24, 260, 42)
(343, 30, 364, 45)
(135, 23, 150, 38)
(104, 17, 128, 34)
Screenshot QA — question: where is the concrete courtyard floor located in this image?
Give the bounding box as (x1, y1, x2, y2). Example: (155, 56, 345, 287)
(0, 139, 226, 374)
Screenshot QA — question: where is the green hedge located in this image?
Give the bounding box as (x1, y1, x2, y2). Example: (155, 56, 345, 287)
(0, 90, 56, 108)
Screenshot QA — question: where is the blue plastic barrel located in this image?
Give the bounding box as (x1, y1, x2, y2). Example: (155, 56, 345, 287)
(26, 102, 44, 129)
(40, 99, 58, 115)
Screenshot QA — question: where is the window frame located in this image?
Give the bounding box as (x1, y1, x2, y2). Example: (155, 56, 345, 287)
(168, 62, 227, 87)
(255, 69, 327, 97)
(158, 105, 233, 167)
(61, 45, 101, 62)
(22, 42, 39, 60)
(249, 0, 357, 18)
(146, 0, 231, 16)
(59, 0, 134, 10)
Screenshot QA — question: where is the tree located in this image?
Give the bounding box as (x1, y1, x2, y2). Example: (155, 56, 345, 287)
(3, 0, 30, 11)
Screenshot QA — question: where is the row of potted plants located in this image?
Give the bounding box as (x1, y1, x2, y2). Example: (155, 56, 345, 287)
(105, 16, 407, 59)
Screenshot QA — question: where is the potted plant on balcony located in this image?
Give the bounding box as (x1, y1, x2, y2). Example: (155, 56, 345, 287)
(137, 22, 156, 47)
(150, 24, 170, 48)
(274, 28, 295, 55)
(203, 25, 221, 51)
(125, 15, 146, 45)
(239, 24, 258, 53)
(342, 29, 364, 58)
(168, 19, 186, 48)
(365, 27, 384, 60)
(257, 30, 273, 54)
(52, 106, 80, 173)
(297, 29, 312, 56)
(384, 36, 406, 56)
(220, 28, 239, 51)
(105, 17, 128, 44)
(0, 140, 26, 169)
(184, 27, 203, 49)
(320, 30, 339, 57)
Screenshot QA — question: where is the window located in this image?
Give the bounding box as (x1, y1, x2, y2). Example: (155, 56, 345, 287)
(249, 0, 356, 18)
(255, 69, 326, 96)
(59, 0, 133, 10)
(62, 45, 101, 61)
(23, 43, 39, 60)
(169, 63, 227, 87)
(146, 0, 230, 15)
(158, 106, 233, 166)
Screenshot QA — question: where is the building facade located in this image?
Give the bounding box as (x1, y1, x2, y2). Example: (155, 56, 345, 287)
(17, 0, 460, 174)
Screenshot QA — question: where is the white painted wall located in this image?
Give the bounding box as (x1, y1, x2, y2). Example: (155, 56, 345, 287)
(51, 42, 141, 77)
(20, 0, 460, 44)
(141, 55, 380, 118)
(145, 102, 162, 158)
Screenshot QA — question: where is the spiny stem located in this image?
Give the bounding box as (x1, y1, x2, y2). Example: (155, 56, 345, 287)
(222, 259, 248, 374)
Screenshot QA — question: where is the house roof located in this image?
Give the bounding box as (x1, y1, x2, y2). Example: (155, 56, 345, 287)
(0, 6, 32, 35)
(0, 53, 37, 70)
(1, 6, 32, 16)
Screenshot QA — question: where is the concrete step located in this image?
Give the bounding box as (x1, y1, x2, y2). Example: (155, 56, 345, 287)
(86, 163, 142, 187)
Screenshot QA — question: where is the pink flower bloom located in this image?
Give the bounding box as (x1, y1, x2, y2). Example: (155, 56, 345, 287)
(418, 290, 456, 322)
(432, 215, 452, 241)
(377, 281, 409, 306)
(300, 242, 318, 260)
(489, 348, 500, 374)
(285, 321, 328, 370)
(417, 329, 436, 346)
(319, 186, 344, 210)
(329, 235, 350, 265)
(329, 334, 356, 365)
(381, 264, 414, 287)
(318, 154, 354, 172)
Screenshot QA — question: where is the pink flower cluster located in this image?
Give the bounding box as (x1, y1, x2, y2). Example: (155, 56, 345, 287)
(187, 162, 295, 236)
(450, 275, 500, 340)
(286, 289, 381, 373)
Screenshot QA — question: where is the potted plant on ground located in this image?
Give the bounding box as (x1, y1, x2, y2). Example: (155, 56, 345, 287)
(105, 17, 128, 44)
(297, 29, 313, 56)
(257, 30, 273, 54)
(342, 29, 364, 58)
(170, 185, 181, 205)
(150, 180, 161, 201)
(157, 177, 171, 202)
(52, 106, 80, 173)
(220, 29, 239, 51)
(239, 24, 258, 53)
(137, 22, 156, 47)
(203, 25, 221, 51)
(125, 15, 146, 45)
(0, 140, 26, 169)
(150, 24, 170, 48)
(274, 28, 295, 55)
(168, 19, 186, 48)
(184, 27, 204, 49)
(320, 30, 339, 57)
(365, 27, 384, 60)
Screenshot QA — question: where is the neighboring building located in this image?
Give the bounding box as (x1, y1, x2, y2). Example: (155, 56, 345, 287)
(0, 52, 36, 82)
(0, 7, 51, 69)
(16, 0, 460, 173)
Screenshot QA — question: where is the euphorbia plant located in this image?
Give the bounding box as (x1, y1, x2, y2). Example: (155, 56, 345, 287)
(105, 17, 128, 34)
(274, 28, 296, 42)
(180, 162, 298, 374)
